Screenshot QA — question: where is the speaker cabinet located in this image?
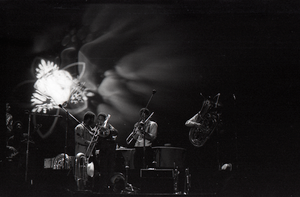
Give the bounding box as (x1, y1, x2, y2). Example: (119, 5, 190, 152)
(140, 169, 175, 193)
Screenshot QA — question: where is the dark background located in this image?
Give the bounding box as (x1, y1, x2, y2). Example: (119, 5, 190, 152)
(2, 1, 300, 195)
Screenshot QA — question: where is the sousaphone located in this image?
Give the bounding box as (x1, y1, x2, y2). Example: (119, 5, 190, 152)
(189, 93, 222, 147)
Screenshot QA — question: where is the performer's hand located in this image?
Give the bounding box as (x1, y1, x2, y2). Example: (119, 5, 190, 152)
(195, 123, 202, 128)
(132, 130, 141, 140)
(137, 130, 143, 136)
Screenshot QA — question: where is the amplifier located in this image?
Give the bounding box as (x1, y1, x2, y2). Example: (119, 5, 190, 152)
(140, 168, 174, 178)
(44, 158, 54, 169)
(44, 154, 74, 169)
(140, 168, 175, 193)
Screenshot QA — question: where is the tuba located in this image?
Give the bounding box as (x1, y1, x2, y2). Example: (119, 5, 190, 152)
(74, 152, 88, 190)
(189, 93, 222, 147)
(74, 152, 95, 190)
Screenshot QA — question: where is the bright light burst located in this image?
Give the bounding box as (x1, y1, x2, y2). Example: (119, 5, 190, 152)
(31, 59, 87, 113)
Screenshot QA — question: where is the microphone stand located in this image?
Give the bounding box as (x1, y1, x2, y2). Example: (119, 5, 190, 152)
(142, 89, 156, 169)
(233, 94, 238, 170)
(57, 103, 69, 170)
(143, 127, 146, 169)
(145, 89, 156, 110)
(59, 105, 89, 131)
(25, 111, 32, 182)
(25, 111, 63, 182)
(64, 111, 68, 169)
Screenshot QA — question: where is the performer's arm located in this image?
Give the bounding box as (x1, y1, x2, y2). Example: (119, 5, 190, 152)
(143, 122, 157, 141)
(6, 114, 13, 132)
(109, 124, 118, 140)
(185, 114, 202, 128)
(75, 126, 90, 146)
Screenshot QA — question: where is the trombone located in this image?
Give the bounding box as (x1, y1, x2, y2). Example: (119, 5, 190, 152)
(126, 112, 154, 144)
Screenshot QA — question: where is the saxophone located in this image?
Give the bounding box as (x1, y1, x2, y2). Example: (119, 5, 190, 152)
(189, 93, 221, 147)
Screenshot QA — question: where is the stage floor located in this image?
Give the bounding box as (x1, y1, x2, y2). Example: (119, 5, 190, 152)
(2, 163, 300, 197)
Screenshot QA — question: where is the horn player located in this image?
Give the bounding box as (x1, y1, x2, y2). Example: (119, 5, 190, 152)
(74, 111, 96, 190)
(132, 108, 158, 170)
(94, 112, 118, 193)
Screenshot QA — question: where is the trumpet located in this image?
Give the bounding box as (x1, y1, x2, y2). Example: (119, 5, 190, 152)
(126, 112, 154, 144)
(86, 114, 111, 159)
(96, 114, 111, 138)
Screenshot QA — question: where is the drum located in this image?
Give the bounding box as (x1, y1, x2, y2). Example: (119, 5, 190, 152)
(152, 146, 186, 169)
(116, 147, 135, 169)
(53, 153, 73, 169)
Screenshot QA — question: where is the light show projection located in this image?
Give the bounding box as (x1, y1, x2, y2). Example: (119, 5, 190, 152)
(31, 59, 87, 113)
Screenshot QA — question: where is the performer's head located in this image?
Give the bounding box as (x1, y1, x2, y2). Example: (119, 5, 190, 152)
(139, 108, 150, 120)
(13, 121, 24, 136)
(97, 113, 107, 124)
(6, 103, 11, 112)
(83, 111, 95, 125)
(14, 121, 23, 130)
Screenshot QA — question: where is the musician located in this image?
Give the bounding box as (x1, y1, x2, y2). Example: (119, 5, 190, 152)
(185, 108, 222, 170)
(6, 121, 22, 163)
(6, 103, 14, 141)
(74, 111, 96, 156)
(132, 108, 158, 169)
(95, 112, 118, 192)
(8, 121, 25, 150)
(74, 111, 96, 190)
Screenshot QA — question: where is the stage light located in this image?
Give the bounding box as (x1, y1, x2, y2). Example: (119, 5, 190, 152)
(31, 59, 86, 113)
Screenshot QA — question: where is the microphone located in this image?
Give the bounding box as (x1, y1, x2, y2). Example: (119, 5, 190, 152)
(145, 89, 157, 109)
(59, 102, 68, 108)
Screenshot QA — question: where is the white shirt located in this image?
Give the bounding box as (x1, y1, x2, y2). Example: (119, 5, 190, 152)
(134, 120, 158, 147)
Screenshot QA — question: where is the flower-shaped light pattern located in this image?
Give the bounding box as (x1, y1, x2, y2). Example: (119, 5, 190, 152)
(31, 59, 86, 113)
